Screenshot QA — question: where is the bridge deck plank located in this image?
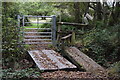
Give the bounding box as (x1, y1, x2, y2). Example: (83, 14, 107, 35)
(28, 50, 76, 70)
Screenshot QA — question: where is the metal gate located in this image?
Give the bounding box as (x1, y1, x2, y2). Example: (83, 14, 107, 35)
(17, 15, 56, 48)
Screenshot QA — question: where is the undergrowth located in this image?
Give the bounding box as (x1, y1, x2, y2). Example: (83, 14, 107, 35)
(1, 68, 42, 79)
(80, 23, 119, 68)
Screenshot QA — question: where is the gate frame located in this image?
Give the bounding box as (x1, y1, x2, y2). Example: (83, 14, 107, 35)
(17, 15, 56, 47)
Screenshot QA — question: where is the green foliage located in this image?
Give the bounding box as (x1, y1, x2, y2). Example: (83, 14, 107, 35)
(61, 25, 76, 31)
(107, 61, 120, 80)
(1, 68, 41, 79)
(60, 14, 74, 22)
(19, 2, 56, 16)
(81, 24, 119, 67)
(47, 44, 53, 48)
(2, 3, 20, 52)
(2, 2, 25, 68)
(2, 2, 120, 72)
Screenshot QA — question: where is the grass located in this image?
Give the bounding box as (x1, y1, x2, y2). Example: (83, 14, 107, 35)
(24, 23, 43, 28)
(23, 23, 44, 32)
(24, 18, 51, 28)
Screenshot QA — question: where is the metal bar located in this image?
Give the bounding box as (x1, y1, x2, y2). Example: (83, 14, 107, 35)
(25, 22, 52, 24)
(25, 28, 51, 30)
(22, 15, 25, 44)
(24, 32, 52, 34)
(17, 15, 20, 44)
(17, 15, 20, 28)
(24, 39, 52, 41)
(52, 15, 56, 46)
(22, 16, 25, 27)
(24, 15, 52, 18)
(24, 36, 52, 38)
(25, 42, 52, 44)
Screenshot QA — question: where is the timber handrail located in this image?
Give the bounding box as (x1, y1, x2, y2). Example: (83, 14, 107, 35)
(57, 31, 84, 35)
(61, 34, 72, 40)
(57, 22, 88, 26)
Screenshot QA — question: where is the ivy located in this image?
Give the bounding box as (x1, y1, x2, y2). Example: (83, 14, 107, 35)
(1, 68, 41, 79)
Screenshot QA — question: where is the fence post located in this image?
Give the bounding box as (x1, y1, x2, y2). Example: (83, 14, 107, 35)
(52, 15, 56, 47)
(71, 31, 76, 45)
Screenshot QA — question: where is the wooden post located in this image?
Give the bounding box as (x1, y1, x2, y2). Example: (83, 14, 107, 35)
(71, 31, 76, 45)
(56, 14, 61, 44)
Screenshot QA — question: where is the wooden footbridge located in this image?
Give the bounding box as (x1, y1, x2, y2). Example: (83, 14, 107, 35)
(18, 15, 77, 70)
(17, 15, 106, 76)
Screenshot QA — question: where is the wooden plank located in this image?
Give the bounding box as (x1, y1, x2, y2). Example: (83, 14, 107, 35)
(61, 34, 72, 40)
(28, 50, 76, 70)
(57, 31, 84, 35)
(42, 50, 76, 69)
(64, 47, 106, 75)
(28, 50, 45, 70)
(57, 22, 88, 26)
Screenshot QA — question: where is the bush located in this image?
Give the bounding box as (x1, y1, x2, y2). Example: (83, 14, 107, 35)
(1, 68, 41, 79)
(2, 2, 24, 68)
(107, 61, 120, 80)
(81, 24, 119, 67)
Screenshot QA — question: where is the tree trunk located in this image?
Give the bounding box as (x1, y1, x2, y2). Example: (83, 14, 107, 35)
(74, 2, 82, 23)
(96, 2, 102, 20)
(109, 2, 120, 25)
